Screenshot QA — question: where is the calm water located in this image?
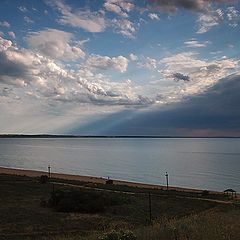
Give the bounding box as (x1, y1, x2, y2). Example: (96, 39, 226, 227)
(0, 138, 239, 192)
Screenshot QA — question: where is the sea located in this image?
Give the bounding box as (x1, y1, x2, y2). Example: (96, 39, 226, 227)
(0, 138, 239, 192)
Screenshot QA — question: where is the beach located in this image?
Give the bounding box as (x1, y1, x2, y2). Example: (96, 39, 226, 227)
(1, 165, 239, 239)
(0, 166, 226, 195)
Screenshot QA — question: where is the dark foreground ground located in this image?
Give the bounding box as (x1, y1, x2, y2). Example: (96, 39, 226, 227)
(0, 174, 239, 240)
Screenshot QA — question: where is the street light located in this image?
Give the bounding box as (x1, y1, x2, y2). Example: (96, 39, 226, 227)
(48, 164, 51, 179)
(165, 172, 169, 191)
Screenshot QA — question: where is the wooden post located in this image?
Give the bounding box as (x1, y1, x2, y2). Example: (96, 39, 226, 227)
(148, 192, 152, 224)
(165, 172, 169, 191)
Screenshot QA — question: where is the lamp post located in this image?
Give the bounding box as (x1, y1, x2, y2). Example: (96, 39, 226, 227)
(165, 172, 169, 191)
(48, 164, 51, 179)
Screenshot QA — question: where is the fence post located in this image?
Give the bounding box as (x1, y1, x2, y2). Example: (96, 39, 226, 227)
(148, 192, 152, 224)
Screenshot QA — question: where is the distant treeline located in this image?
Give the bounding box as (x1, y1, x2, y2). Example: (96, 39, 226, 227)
(0, 134, 239, 138)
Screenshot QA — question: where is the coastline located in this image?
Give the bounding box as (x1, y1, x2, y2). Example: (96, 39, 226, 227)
(0, 166, 221, 195)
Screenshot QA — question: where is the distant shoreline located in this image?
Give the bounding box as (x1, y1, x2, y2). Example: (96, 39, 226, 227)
(0, 134, 240, 138)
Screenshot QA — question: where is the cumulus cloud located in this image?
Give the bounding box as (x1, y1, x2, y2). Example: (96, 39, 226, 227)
(129, 53, 138, 61)
(148, 13, 160, 20)
(104, 0, 134, 17)
(139, 57, 158, 70)
(111, 18, 136, 38)
(0, 21, 10, 28)
(0, 36, 149, 107)
(47, 0, 106, 33)
(86, 54, 128, 73)
(26, 29, 85, 60)
(0, 37, 12, 51)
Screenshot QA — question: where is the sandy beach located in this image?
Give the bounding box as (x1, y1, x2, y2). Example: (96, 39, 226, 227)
(0, 166, 222, 194)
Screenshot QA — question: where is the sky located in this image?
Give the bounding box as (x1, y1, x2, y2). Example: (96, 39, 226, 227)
(0, 0, 240, 136)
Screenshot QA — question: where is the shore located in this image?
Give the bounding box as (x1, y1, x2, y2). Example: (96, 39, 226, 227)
(0, 166, 224, 195)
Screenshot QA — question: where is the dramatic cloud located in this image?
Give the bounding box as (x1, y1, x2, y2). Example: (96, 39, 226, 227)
(0, 36, 150, 108)
(104, 0, 134, 17)
(82, 73, 240, 136)
(47, 0, 106, 33)
(0, 21, 10, 28)
(86, 54, 128, 73)
(26, 29, 85, 60)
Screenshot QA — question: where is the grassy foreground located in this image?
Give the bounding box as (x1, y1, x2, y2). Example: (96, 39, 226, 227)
(0, 174, 239, 240)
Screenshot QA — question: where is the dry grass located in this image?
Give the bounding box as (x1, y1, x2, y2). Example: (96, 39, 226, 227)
(0, 174, 239, 240)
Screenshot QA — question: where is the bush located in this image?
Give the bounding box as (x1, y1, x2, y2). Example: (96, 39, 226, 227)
(201, 190, 209, 196)
(98, 230, 136, 240)
(39, 175, 49, 184)
(48, 189, 130, 213)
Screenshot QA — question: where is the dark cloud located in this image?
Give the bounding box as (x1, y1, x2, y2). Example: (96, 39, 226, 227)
(0, 52, 27, 79)
(173, 72, 190, 82)
(0, 51, 33, 86)
(147, 0, 237, 13)
(70, 73, 240, 137)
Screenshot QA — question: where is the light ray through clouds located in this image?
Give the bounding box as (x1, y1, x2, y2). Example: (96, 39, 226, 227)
(0, 0, 239, 136)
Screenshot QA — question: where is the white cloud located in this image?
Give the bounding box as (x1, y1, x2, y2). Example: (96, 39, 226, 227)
(227, 7, 240, 27)
(139, 57, 158, 70)
(24, 16, 34, 24)
(111, 18, 136, 38)
(0, 35, 150, 108)
(197, 9, 223, 34)
(0, 21, 10, 28)
(8, 31, 16, 39)
(86, 54, 128, 73)
(148, 13, 160, 20)
(26, 28, 85, 60)
(18, 6, 28, 12)
(47, 0, 106, 33)
(184, 39, 210, 48)
(104, 0, 134, 17)
(129, 53, 138, 61)
(159, 51, 239, 94)
(0, 36, 12, 51)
